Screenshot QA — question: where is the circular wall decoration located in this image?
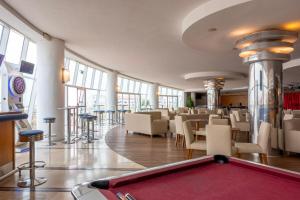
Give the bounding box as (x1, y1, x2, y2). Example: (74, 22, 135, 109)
(9, 76, 26, 96)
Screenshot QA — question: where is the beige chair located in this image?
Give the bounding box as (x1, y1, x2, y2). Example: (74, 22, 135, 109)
(211, 118, 228, 125)
(283, 109, 292, 114)
(174, 115, 186, 147)
(283, 119, 300, 153)
(235, 122, 271, 164)
(156, 108, 176, 120)
(206, 125, 232, 156)
(125, 112, 168, 137)
(183, 121, 206, 159)
(230, 114, 250, 141)
(197, 108, 208, 114)
(191, 109, 198, 114)
(283, 114, 293, 120)
(232, 110, 248, 122)
(217, 109, 224, 116)
(292, 110, 300, 118)
(208, 114, 221, 125)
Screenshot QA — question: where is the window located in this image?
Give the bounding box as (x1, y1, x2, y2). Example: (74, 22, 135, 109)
(76, 63, 86, 86)
(122, 79, 128, 92)
(5, 30, 24, 64)
(128, 80, 134, 93)
(26, 41, 37, 64)
(140, 83, 148, 94)
(101, 72, 107, 90)
(93, 70, 101, 89)
(68, 60, 77, 85)
(134, 81, 140, 93)
(86, 89, 98, 113)
(158, 86, 183, 109)
(0, 25, 3, 42)
(23, 78, 34, 110)
(85, 67, 94, 88)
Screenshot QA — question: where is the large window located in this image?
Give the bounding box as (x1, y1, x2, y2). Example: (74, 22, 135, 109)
(76, 64, 86, 87)
(117, 76, 152, 111)
(0, 22, 38, 123)
(5, 29, 24, 64)
(26, 41, 37, 64)
(65, 58, 108, 112)
(0, 25, 3, 42)
(158, 86, 183, 109)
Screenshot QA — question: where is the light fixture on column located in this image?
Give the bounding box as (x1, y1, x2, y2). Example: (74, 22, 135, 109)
(116, 85, 121, 92)
(235, 29, 298, 146)
(204, 78, 225, 110)
(236, 29, 298, 63)
(62, 68, 70, 84)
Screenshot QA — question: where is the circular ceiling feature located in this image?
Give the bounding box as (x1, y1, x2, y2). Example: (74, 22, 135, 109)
(235, 29, 298, 63)
(184, 71, 246, 81)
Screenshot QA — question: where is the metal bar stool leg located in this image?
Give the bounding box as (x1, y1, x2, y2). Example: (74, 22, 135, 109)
(30, 138, 35, 188)
(48, 122, 51, 146)
(18, 136, 47, 188)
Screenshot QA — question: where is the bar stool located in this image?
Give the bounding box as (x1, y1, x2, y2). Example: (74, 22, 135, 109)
(94, 110, 105, 126)
(79, 113, 89, 136)
(82, 115, 97, 143)
(17, 130, 47, 188)
(106, 110, 115, 125)
(117, 109, 127, 124)
(43, 117, 56, 146)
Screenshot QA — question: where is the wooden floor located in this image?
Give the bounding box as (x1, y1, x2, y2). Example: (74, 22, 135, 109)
(1, 125, 300, 200)
(106, 126, 300, 172)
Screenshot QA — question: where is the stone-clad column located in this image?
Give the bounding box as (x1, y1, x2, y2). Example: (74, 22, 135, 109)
(236, 30, 298, 144)
(204, 79, 224, 110)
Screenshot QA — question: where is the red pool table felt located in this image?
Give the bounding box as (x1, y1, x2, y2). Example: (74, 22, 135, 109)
(99, 157, 300, 200)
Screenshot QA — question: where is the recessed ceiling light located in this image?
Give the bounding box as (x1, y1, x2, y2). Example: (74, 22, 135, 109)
(208, 28, 217, 32)
(281, 21, 300, 31)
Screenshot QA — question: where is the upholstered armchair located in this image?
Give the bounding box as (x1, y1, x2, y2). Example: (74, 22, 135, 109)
(210, 118, 229, 125)
(235, 122, 271, 164)
(230, 114, 250, 141)
(292, 110, 300, 118)
(283, 114, 293, 120)
(156, 108, 176, 120)
(283, 119, 300, 153)
(125, 112, 168, 137)
(208, 114, 221, 125)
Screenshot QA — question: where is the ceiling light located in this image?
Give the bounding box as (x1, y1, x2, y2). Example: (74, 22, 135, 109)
(239, 50, 257, 58)
(236, 41, 253, 49)
(282, 21, 300, 31)
(282, 37, 298, 43)
(268, 46, 294, 54)
(230, 27, 256, 37)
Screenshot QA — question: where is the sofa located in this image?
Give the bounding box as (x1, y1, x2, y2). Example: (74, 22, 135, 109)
(124, 112, 168, 137)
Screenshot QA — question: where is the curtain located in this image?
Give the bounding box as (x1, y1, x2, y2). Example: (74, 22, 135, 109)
(284, 92, 300, 110)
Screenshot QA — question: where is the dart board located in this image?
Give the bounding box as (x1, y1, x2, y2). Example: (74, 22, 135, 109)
(9, 76, 26, 96)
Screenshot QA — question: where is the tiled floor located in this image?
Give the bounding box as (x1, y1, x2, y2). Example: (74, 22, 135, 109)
(0, 125, 144, 200)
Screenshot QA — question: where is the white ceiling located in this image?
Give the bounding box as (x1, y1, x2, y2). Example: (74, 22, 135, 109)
(3, 0, 300, 91)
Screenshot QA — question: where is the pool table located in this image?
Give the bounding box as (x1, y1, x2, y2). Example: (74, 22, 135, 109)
(72, 155, 300, 200)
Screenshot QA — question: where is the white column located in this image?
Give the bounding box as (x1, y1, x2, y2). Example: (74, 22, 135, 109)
(36, 38, 65, 141)
(106, 70, 117, 110)
(149, 83, 159, 109)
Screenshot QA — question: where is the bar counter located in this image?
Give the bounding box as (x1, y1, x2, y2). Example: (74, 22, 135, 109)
(0, 112, 28, 180)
